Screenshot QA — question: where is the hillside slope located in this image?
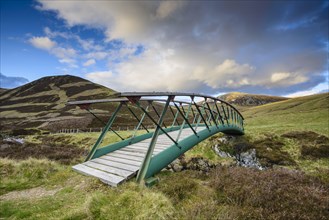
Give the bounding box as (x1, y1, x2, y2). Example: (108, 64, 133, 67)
(0, 88, 7, 95)
(219, 92, 288, 106)
(243, 92, 329, 135)
(0, 75, 117, 131)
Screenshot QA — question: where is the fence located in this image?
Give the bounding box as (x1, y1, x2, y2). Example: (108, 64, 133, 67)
(53, 125, 156, 134)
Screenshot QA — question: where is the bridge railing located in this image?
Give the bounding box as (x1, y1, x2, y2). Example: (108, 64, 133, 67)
(67, 92, 244, 184)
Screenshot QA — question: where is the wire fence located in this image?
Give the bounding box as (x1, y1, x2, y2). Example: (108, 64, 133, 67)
(52, 125, 157, 134)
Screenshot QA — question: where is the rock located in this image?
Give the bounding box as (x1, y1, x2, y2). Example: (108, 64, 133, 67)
(167, 156, 214, 173)
(236, 149, 264, 170)
(169, 159, 184, 172)
(212, 145, 232, 158)
(3, 137, 24, 144)
(186, 157, 214, 172)
(167, 155, 187, 172)
(212, 140, 264, 170)
(217, 135, 236, 144)
(0, 144, 10, 150)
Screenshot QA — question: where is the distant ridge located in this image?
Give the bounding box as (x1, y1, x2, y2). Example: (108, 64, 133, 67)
(218, 92, 288, 106)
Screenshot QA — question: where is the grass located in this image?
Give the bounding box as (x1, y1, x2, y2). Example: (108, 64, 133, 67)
(209, 166, 329, 220)
(24, 129, 148, 150)
(243, 93, 329, 135)
(1, 93, 328, 219)
(0, 158, 68, 195)
(0, 160, 174, 219)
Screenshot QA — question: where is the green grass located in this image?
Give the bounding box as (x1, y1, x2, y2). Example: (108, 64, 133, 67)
(0, 158, 72, 195)
(27, 130, 149, 150)
(1, 93, 328, 219)
(0, 161, 174, 220)
(243, 93, 329, 135)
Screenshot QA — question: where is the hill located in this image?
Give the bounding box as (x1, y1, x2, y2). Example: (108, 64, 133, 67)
(0, 88, 7, 95)
(0, 75, 117, 132)
(243, 92, 329, 135)
(218, 92, 288, 106)
(0, 75, 182, 134)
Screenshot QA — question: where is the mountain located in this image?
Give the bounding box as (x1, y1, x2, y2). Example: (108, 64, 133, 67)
(0, 88, 7, 95)
(0, 75, 117, 132)
(218, 92, 288, 106)
(0, 75, 176, 134)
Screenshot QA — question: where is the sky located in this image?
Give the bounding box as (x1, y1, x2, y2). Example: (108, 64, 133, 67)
(0, 0, 328, 97)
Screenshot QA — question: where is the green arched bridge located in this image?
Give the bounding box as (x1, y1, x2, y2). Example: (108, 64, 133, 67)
(68, 92, 244, 186)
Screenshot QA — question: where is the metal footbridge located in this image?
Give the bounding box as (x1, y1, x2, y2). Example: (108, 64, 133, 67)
(68, 92, 244, 186)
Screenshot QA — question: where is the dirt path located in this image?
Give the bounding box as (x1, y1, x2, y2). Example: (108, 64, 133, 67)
(0, 186, 61, 201)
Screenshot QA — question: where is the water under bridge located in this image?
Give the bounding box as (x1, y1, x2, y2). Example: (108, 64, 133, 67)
(67, 92, 244, 187)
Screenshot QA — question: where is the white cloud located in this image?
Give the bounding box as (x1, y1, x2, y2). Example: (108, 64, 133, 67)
(192, 59, 255, 88)
(51, 47, 76, 59)
(59, 58, 74, 64)
(285, 80, 329, 97)
(28, 36, 56, 50)
(83, 59, 96, 66)
(270, 72, 308, 86)
(59, 58, 78, 68)
(85, 51, 108, 60)
(86, 71, 113, 84)
(36, 1, 327, 94)
(156, 1, 185, 19)
(271, 72, 290, 82)
(29, 35, 77, 67)
(44, 27, 69, 39)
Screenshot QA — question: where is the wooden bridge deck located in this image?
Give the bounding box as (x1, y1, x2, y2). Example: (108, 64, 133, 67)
(73, 128, 199, 186)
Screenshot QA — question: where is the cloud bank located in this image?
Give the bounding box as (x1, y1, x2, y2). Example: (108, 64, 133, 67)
(36, 1, 328, 95)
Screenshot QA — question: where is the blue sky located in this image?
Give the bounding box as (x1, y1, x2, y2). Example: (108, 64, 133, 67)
(0, 0, 328, 97)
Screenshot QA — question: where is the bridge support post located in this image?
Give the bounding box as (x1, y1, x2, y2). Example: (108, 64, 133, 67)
(136, 96, 172, 185)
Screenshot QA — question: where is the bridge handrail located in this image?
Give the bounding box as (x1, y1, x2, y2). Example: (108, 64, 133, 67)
(67, 92, 243, 119)
(120, 92, 244, 119)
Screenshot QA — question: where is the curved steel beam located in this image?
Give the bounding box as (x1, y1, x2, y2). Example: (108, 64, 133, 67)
(145, 125, 244, 179)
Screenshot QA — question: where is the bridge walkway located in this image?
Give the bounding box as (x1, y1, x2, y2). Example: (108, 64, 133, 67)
(73, 128, 199, 186)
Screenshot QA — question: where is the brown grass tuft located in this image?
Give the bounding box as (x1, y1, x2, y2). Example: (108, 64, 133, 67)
(210, 166, 329, 220)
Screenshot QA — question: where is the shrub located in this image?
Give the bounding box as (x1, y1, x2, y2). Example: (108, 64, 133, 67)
(282, 131, 329, 159)
(88, 183, 174, 219)
(301, 144, 329, 159)
(209, 166, 329, 220)
(156, 171, 199, 204)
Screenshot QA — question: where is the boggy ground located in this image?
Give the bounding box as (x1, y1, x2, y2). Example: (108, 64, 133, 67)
(0, 157, 328, 220)
(1, 92, 329, 219)
(0, 136, 88, 165)
(1, 129, 329, 220)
